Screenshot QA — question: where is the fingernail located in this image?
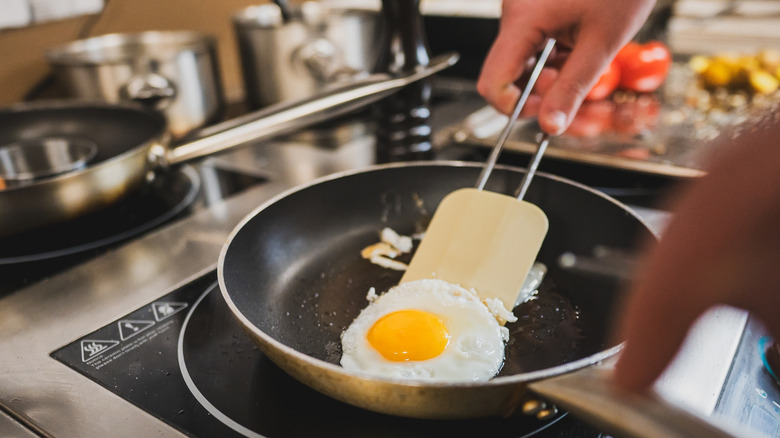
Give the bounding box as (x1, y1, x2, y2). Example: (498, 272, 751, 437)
(546, 110, 568, 135)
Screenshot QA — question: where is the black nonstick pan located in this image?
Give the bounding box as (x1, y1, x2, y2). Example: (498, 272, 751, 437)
(218, 162, 738, 437)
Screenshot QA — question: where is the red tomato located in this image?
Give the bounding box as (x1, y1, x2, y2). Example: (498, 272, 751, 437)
(615, 41, 672, 93)
(585, 59, 621, 101)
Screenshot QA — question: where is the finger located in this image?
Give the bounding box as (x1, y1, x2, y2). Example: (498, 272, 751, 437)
(537, 33, 614, 134)
(477, 17, 544, 114)
(519, 95, 542, 118)
(518, 68, 559, 118)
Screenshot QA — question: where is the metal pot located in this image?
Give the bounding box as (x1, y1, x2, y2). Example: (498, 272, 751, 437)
(0, 53, 458, 238)
(218, 162, 737, 437)
(46, 31, 224, 138)
(233, 2, 379, 109)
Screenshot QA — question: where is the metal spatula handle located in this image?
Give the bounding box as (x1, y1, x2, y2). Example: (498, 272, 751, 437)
(515, 133, 550, 200)
(476, 38, 557, 192)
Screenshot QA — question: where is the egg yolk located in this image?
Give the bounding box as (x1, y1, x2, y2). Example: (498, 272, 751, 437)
(366, 310, 450, 361)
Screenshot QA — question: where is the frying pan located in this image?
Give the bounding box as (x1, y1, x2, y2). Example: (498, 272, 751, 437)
(219, 162, 738, 437)
(0, 53, 457, 238)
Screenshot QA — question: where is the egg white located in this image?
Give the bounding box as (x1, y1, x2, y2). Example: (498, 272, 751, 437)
(340, 279, 509, 382)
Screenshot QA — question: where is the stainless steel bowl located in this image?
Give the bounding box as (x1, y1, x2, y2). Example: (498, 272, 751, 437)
(46, 31, 224, 138)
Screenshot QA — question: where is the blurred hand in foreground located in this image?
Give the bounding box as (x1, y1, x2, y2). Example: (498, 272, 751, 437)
(614, 109, 780, 390)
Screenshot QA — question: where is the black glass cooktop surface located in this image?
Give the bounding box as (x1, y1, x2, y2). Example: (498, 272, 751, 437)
(51, 270, 607, 437)
(0, 166, 200, 265)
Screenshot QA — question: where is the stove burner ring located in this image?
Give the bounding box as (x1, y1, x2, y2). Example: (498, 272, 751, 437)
(178, 283, 571, 437)
(178, 282, 264, 437)
(0, 165, 200, 265)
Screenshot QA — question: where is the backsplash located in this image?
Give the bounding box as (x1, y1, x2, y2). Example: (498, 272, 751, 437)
(0, 0, 103, 30)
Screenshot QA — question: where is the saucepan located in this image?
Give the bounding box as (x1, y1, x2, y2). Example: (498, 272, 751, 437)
(46, 31, 224, 138)
(0, 53, 458, 238)
(219, 162, 739, 437)
(233, 2, 379, 108)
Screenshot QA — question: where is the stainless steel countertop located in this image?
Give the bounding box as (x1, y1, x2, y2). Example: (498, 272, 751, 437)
(0, 411, 39, 438)
(0, 126, 748, 437)
(0, 191, 257, 437)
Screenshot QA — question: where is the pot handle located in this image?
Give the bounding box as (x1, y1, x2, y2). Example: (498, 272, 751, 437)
(527, 365, 742, 438)
(297, 38, 363, 83)
(122, 73, 177, 110)
(162, 52, 459, 166)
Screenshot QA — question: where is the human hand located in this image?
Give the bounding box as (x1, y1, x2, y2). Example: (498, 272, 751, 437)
(477, 0, 657, 134)
(614, 108, 780, 391)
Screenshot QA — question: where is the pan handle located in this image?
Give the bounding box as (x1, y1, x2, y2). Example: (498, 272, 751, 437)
(160, 52, 459, 167)
(527, 365, 742, 438)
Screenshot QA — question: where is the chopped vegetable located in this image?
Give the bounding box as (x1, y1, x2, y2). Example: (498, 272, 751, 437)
(749, 69, 779, 94)
(693, 49, 780, 95)
(585, 40, 672, 100)
(615, 41, 672, 93)
(586, 59, 621, 101)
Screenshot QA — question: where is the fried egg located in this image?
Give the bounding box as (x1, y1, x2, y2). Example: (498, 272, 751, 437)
(340, 279, 509, 382)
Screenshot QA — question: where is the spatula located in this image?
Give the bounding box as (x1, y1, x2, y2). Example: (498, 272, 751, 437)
(401, 39, 556, 312)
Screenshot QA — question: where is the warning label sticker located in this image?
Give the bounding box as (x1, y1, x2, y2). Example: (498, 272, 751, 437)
(118, 319, 155, 341)
(51, 272, 215, 374)
(151, 301, 187, 321)
(85, 320, 175, 369)
(81, 339, 119, 362)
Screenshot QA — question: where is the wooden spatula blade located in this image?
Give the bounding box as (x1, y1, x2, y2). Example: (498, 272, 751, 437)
(401, 188, 548, 311)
